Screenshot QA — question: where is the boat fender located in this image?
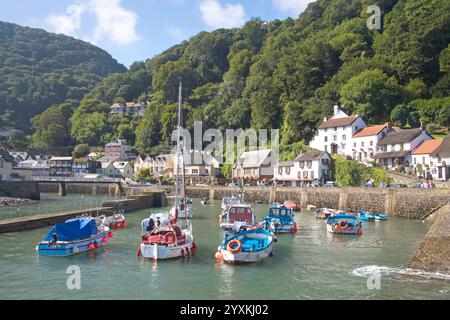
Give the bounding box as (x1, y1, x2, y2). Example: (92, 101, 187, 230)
(94, 242, 100, 248)
(137, 247, 142, 257)
(108, 232, 114, 239)
(165, 232, 176, 245)
(88, 243, 95, 250)
(357, 229, 363, 236)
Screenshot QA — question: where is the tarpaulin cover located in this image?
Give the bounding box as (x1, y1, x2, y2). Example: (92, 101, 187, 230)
(43, 218, 99, 242)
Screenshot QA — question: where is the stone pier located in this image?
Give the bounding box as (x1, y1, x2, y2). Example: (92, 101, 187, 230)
(408, 204, 450, 274)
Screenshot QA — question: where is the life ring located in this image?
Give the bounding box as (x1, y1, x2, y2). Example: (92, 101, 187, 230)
(165, 232, 176, 244)
(339, 220, 348, 228)
(227, 239, 242, 254)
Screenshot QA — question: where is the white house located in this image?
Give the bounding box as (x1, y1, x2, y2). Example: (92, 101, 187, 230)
(374, 128, 433, 169)
(310, 105, 366, 156)
(351, 124, 392, 163)
(98, 159, 122, 178)
(411, 139, 443, 180)
(113, 161, 134, 179)
(430, 136, 450, 181)
(273, 150, 332, 186)
(105, 139, 135, 160)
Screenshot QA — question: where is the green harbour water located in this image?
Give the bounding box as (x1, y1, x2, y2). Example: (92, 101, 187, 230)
(0, 195, 449, 300)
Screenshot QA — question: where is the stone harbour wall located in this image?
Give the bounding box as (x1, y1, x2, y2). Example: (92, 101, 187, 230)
(408, 204, 450, 273)
(0, 182, 40, 200)
(180, 186, 450, 219)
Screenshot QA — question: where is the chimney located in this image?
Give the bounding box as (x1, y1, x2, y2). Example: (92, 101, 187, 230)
(334, 105, 339, 117)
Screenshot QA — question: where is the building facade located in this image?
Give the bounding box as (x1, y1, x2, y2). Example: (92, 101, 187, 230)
(233, 149, 274, 183)
(49, 157, 73, 177)
(110, 101, 150, 116)
(351, 124, 392, 163)
(273, 150, 332, 186)
(310, 105, 367, 156)
(105, 139, 134, 160)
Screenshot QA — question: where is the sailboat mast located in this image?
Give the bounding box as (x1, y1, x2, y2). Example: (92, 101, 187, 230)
(174, 82, 183, 212)
(178, 82, 189, 228)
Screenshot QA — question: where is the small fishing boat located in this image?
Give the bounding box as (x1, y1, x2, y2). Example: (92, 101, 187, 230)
(220, 204, 258, 234)
(215, 229, 274, 264)
(255, 200, 263, 204)
(201, 197, 209, 205)
(221, 196, 241, 212)
(100, 209, 127, 229)
(36, 217, 112, 256)
(307, 204, 317, 211)
(315, 208, 335, 219)
(263, 205, 298, 234)
(283, 200, 300, 211)
(358, 210, 375, 221)
(374, 212, 389, 221)
(326, 214, 363, 235)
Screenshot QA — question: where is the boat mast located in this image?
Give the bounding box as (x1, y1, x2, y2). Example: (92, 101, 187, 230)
(178, 82, 189, 229)
(174, 82, 183, 214)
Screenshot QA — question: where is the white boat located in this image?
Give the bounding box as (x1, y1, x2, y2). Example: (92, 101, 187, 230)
(219, 204, 258, 234)
(221, 196, 241, 212)
(138, 82, 196, 260)
(216, 229, 274, 264)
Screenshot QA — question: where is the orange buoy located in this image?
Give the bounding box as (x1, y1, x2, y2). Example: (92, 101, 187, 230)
(357, 229, 363, 236)
(88, 244, 95, 250)
(215, 251, 223, 261)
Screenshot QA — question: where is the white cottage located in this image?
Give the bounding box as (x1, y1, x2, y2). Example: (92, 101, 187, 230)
(310, 105, 366, 156)
(411, 139, 443, 180)
(273, 150, 332, 186)
(430, 136, 450, 181)
(351, 124, 392, 163)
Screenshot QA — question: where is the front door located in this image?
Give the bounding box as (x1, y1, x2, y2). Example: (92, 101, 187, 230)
(331, 144, 338, 154)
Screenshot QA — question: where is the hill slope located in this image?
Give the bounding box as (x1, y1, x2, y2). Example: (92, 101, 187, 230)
(0, 21, 126, 132)
(36, 0, 450, 154)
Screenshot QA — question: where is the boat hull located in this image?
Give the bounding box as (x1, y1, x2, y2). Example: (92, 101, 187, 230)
(140, 240, 196, 260)
(37, 231, 109, 257)
(326, 224, 361, 235)
(220, 244, 273, 264)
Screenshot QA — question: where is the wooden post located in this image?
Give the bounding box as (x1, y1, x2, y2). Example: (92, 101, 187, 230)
(58, 182, 66, 197)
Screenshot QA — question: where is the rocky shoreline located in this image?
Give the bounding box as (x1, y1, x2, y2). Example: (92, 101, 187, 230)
(0, 197, 34, 207)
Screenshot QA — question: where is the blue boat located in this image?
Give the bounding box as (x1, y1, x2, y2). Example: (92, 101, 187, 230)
(216, 228, 275, 264)
(326, 214, 363, 235)
(36, 217, 112, 256)
(263, 205, 298, 234)
(358, 210, 375, 221)
(374, 212, 389, 221)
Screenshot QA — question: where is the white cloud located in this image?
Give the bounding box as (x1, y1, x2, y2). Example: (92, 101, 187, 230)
(273, 0, 313, 16)
(165, 25, 186, 42)
(46, 0, 140, 46)
(46, 4, 86, 37)
(200, 0, 246, 29)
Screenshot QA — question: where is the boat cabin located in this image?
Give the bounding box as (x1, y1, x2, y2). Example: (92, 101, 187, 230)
(222, 205, 256, 225)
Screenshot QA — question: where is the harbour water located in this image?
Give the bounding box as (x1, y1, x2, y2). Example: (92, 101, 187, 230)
(0, 197, 449, 300)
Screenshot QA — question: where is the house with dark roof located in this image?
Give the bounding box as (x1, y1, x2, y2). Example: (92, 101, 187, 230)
(430, 135, 450, 181)
(351, 124, 392, 162)
(374, 128, 433, 170)
(233, 149, 274, 184)
(273, 149, 332, 186)
(310, 105, 366, 156)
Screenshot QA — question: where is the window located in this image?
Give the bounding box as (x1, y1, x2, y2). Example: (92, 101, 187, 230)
(303, 171, 308, 178)
(370, 141, 374, 146)
(286, 167, 291, 175)
(342, 135, 346, 141)
(278, 167, 283, 175)
(324, 136, 328, 142)
(355, 126, 359, 131)
(361, 142, 365, 147)
(422, 157, 426, 164)
(354, 142, 357, 148)
(244, 169, 251, 175)
(307, 161, 312, 169)
(414, 158, 417, 164)
(334, 135, 337, 142)
(310, 171, 314, 179)
(299, 161, 305, 169)
(334, 127, 337, 132)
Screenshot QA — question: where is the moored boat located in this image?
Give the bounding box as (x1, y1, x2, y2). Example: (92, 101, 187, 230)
(263, 205, 298, 234)
(216, 229, 274, 264)
(326, 214, 363, 235)
(375, 212, 389, 221)
(283, 200, 300, 211)
(36, 217, 112, 256)
(100, 209, 127, 229)
(358, 210, 375, 221)
(201, 197, 209, 205)
(315, 208, 335, 219)
(221, 196, 241, 212)
(220, 204, 258, 234)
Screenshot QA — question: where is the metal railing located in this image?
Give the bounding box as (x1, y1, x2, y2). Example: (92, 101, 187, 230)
(32, 176, 124, 183)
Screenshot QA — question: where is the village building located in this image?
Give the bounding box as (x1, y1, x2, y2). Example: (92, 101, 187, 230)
(273, 150, 332, 187)
(17, 159, 50, 176)
(182, 150, 220, 185)
(233, 149, 275, 184)
(430, 135, 450, 181)
(104, 139, 135, 160)
(110, 101, 150, 116)
(374, 128, 433, 170)
(310, 105, 366, 156)
(49, 157, 73, 177)
(134, 154, 174, 178)
(72, 158, 100, 177)
(351, 124, 392, 163)
(112, 161, 134, 180)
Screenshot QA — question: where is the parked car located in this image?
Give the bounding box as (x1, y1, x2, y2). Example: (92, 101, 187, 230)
(409, 182, 424, 189)
(386, 183, 408, 188)
(322, 181, 338, 188)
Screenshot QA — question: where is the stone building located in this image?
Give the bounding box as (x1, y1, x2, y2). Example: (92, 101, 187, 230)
(233, 149, 275, 184)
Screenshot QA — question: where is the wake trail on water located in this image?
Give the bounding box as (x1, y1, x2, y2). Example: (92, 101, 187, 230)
(352, 265, 450, 281)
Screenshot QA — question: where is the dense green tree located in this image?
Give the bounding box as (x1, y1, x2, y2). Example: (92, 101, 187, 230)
(135, 105, 162, 154)
(72, 144, 90, 158)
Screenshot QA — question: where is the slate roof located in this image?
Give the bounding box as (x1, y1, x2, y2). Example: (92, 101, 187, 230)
(319, 115, 359, 129)
(378, 128, 424, 145)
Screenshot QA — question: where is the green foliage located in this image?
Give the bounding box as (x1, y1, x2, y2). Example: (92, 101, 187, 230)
(136, 168, 155, 183)
(135, 104, 163, 154)
(0, 21, 125, 132)
(72, 144, 90, 158)
(7, 129, 27, 149)
(334, 156, 390, 187)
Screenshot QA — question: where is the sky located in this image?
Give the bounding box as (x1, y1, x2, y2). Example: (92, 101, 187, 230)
(0, 0, 315, 68)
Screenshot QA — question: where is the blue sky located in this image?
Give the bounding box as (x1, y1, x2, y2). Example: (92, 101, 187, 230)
(0, 0, 314, 68)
